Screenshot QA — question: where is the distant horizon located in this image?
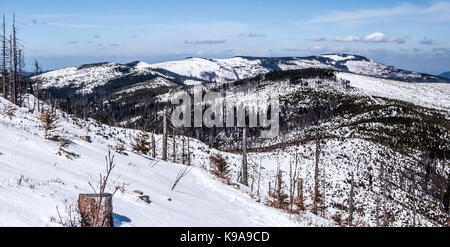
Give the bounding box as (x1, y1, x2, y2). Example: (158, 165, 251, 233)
(2, 0, 449, 75)
(26, 53, 449, 76)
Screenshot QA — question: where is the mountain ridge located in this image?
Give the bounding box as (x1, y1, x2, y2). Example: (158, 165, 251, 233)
(439, 71, 450, 79)
(35, 54, 450, 97)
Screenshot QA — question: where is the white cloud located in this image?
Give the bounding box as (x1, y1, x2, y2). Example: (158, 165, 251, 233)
(308, 2, 450, 23)
(333, 32, 407, 44)
(432, 47, 450, 56)
(364, 32, 388, 42)
(47, 22, 101, 29)
(363, 32, 407, 44)
(419, 37, 437, 45)
(306, 36, 327, 42)
(390, 36, 407, 44)
(184, 40, 226, 45)
(335, 35, 361, 42)
(239, 32, 267, 38)
(312, 45, 325, 52)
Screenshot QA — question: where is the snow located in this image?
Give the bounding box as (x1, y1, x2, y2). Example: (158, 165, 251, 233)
(36, 62, 174, 95)
(38, 54, 449, 95)
(0, 95, 308, 227)
(321, 54, 355, 61)
(149, 57, 243, 83)
(133, 61, 153, 71)
(337, 72, 450, 111)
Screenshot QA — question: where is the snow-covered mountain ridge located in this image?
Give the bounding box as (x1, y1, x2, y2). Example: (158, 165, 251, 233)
(148, 54, 450, 83)
(37, 61, 180, 96)
(36, 54, 450, 96)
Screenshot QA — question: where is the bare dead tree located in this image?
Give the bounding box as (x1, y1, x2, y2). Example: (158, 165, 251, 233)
(241, 127, 248, 186)
(289, 151, 299, 213)
(17, 48, 25, 106)
(172, 127, 176, 163)
(411, 172, 417, 227)
(33, 60, 42, 112)
(380, 162, 389, 227)
(276, 166, 283, 208)
(268, 182, 271, 197)
(1, 14, 6, 99)
(348, 171, 355, 226)
(162, 108, 167, 161)
(312, 130, 321, 215)
(187, 137, 191, 166)
(297, 178, 304, 211)
(8, 33, 12, 102)
(267, 164, 288, 210)
(11, 13, 17, 105)
(182, 136, 186, 165)
(151, 131, 156, 158)
(257, 159, 262, 197)
(375, 193, 380, 227)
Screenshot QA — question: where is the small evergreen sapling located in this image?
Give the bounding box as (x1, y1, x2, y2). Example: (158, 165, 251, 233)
(132, 130, 150, 155)
(209, 154, 230, 180)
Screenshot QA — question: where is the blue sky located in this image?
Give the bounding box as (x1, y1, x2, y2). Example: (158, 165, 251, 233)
(1, 0, 449, 74)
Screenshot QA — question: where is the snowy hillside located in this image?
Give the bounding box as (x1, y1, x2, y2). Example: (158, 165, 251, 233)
(151, 69, 450, 226)
(1, 75, 449, 226)
(148, 54, 450, 83)
(36, 54, 450, 98)
(0, 95, 328, 227)
(37, 61, 177, 95)
(337, 72, 450, 111)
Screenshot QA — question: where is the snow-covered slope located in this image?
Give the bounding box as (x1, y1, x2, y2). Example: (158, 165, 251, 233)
(36, 54, 450, 97)
(37, 61, 177, 95)
(337, 72, 450, 111)
(148, 57, 271, 83)
(0, 95, 315, 227)
(148, 54, 450, 83)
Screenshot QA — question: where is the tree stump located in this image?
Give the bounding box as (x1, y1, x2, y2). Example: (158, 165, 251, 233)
(78, 193, 113, 227)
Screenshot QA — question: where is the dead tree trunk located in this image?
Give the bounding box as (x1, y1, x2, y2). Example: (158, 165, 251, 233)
(8, 33, 13, 102)
(33, 60, 42, 112)
(187, 137, 191, 166)
(381, 163, 388, 227)
(11, 14, 17, 105)
(1, 14, 6, 99)
(162, 108, 168, 161)
(78, 193, 113, 227)
(257, 162, 262, 197)
(172, 128, 176, 163)
(375, 194, 380, 227)
(289, 153, 298, 213)
(348, 172, 355, 226)
(182, 136, 186, 165)
(312, 131, 321, 215)
(151, 131, 156, 158)
(297, 178, 304, 211)
(275, 166, 283, 209)
(412, 173, 417, 227)
(241, 127, 248, 186)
